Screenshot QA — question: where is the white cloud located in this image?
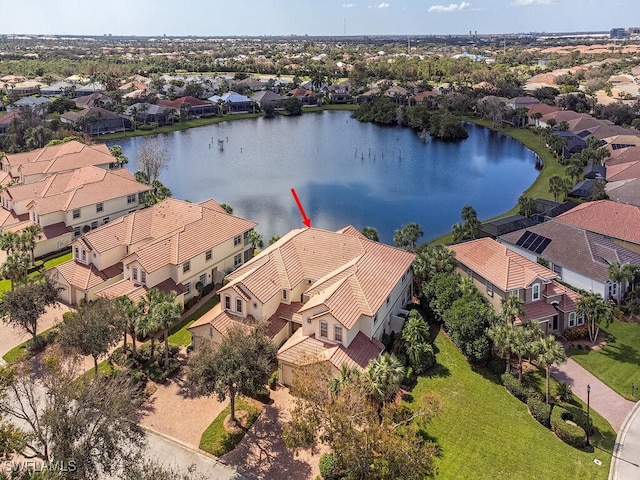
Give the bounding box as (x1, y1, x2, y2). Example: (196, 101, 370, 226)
(512, 0, 554, 5)
(428, 2, 471, 13)
(342, 3, 358, 7)
(378, 2, 390, 8)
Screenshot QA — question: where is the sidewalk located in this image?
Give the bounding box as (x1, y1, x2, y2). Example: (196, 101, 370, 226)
(551, 358, 634, 432)
(609, 401, 640, 480)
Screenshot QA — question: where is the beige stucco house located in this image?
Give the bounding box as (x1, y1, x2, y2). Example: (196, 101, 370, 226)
(189, 226, 415, 386)
(448, 238, 582, 335)
(48, 198, 257, 306)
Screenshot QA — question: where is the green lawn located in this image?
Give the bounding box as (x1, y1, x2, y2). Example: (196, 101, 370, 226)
(0, 251, 72, 294)
(2, 327, 58, 364)
(199, 397, 262, 456)
(168, 295, 220, 346)
(429, 119, 566, 245)
(569, 321, 640, 401)
(408, 330, 614, 480)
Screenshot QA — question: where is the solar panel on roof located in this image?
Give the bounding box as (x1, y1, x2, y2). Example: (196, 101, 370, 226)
(516, 231, 533, 247)
(534, 237, 551, 254)
(514, 230, 552, 255)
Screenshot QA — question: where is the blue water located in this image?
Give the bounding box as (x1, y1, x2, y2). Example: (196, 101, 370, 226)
(108, 111, 538, 244)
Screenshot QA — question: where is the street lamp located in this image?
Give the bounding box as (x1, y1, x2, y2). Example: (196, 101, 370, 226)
(586, 384, 591, 447)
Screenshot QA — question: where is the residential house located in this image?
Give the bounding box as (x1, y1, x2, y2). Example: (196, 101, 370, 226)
(157, 96, 218, 119)
(48, 198, 257, 306)
(74, 92, 114, 109)
(286, 88, 319, 106)
(1, 166, 151, 258)
(251, 90, 286, 109)
(188, 226, 415, 386)
(208, 92, 256, 113)
(9, 80, 46, 97)
(1, 141, 118, 185)
(506, 96, 540, 110)
(75, 82, 104, 96)
(61, 107, 132, 135)
(0, 110, 21, 135)
(606, 178, 640, 207)
(551, 130, 587, 159)
(568, 179, 596, 200)
(6, 97, 52, 115)
(124, 103, 178, 125)
(40, 81, 76, 97)
(448, 238, 582, 335)
(554, 200, 640, 253)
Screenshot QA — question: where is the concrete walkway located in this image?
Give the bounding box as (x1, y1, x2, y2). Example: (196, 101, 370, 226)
(609, 401, 640, 480)
(551, 358, 635, 432)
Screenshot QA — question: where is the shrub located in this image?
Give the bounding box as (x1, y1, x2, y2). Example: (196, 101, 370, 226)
(556, 382, 573, 402)
(319, 453, 338, 480)
(26, 335, 47, 353)
(488, 357, 506, 375)
(268, 371, 279, 390)
(501, 373, 528, 402)
(564, 325, 589, 341)
(551, 406, 586, 448)
(527, 396, 551, 427)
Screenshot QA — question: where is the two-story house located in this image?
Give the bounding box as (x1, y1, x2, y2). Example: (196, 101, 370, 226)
(499, 221, 640, 301)
(188, 226, 415, 386)
(1, 166, 151, 259)
(1, 141, 117, 186)
(448, 238, 582, 335)
(48, 198, 257, 306)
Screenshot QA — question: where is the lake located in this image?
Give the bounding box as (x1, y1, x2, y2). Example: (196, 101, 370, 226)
(108, 111, 538, 245)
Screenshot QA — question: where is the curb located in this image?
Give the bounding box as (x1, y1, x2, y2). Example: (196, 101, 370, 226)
(609, 400, 640, 480)
(140, 424, 257, 480)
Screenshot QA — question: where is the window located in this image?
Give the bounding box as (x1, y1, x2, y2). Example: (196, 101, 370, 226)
(532, 283, 541, 301)
(236, 298, 242, 313)
(225, 295, 231, 309)
(96, 202, 103, 213)
(577, 313, 585, 326)
(81, 250, 86, 262)
(183, 260, 190, 273)
(72, 209, 80, 219)
(234, 235, 241, 246)
(103, 217, 110, 225)
(184, 282, 190, 295)
(282, 290, 287, 300)
(234, 253, 242, 266)
(510, 289, 519, 298)
(91, 221, 98, 229)
(244, 249, 252, 262)
(568, 312, 576, 328)
(141, 270, 146, 285)
(73, 226, 81, 237)
(486, 281, 493, 297)
(467, 268, 473, 279)
(74, 246, 79, 259)
(138, 192, 145, 203)
(132, 267, 138, 282)
(552, 264, 562, 278)
(199, 273, 206, 285)
(334, 325, 343, 343)
(205, 250, 212, 261)
(127, 194, 136, 204)
(320, 321, 328, 338)
(244, 231, 250, 246)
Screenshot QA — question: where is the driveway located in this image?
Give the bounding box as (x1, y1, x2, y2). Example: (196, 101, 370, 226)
(0, 302, 70, 358)
(221, 386, 326, 480)
(139, 368, 228, 448)
(551, 358, 634, 432)
(609, 402, 640, 480)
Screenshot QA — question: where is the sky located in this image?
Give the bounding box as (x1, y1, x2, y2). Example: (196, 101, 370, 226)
(2, 0, 639, 37)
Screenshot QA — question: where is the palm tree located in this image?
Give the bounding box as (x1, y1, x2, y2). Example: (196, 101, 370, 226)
(535, 335, 566, 404)
(394, 223, 423, 250)
(21, 224, 42, 262)
(247, 230, 263, 252)
(517, 195, 535, 217)
(510, 327, 530, 382)
(365, 353, 405, 405)
(501, 296, 524, 327)
(145, 289, 182, 369)
(115, 296, 143, 358)
(361, 226, 379, 242)
(401, 310, 430, 370)
(548, 175, 571, 202)
(0, 252, 30, 290)
(565, 158, 584, 184)
(329, 364, 360, 396)
(607, 261, 635, 303)
(488, 324, 513, 374)
(577, 292, 614, 344)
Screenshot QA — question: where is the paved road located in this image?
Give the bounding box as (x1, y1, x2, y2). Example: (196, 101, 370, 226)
(609, 402, 640, 480)
(551, 358, 634, 432)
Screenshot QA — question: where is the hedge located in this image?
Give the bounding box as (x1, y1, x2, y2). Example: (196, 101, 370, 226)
(564, 325, 589, 341)
(501, 373, 539, 403)
(551, 406, 586, 448)
(527, 396, 551, 427)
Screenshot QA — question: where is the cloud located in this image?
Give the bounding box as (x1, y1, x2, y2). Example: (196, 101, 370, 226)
(378, 2, 390, 7)
(428, 2, 471, 13)
(342, 3, 358, 7)
(512, 0, 554, 5)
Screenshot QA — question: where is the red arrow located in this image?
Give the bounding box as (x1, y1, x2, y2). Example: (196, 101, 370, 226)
(291, 188, 311, 228)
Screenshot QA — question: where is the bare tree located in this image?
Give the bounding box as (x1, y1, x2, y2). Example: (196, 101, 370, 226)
(137, 139, 168, 183)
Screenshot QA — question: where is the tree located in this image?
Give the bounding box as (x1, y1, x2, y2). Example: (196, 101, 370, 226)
(565, 158, 584, 184)
(548, 175, 571, 202)
(187, 325, 276, 422)
(0, 277, 59, 341)
(608, 261, 636, 303)
(577, 292, 614, 343)
(268, 235, 281, 246)
(284, 97, 303, 116)
(517, 195, 535, 217)
(109, 145, 128, 168)
(137, 139, 168, 183)
(393, 222, 423, 250)
(501, 295, 524, 326)
(58, 297, 124, 376)
(0, 357, 145, 480)
(443, 296, 493, 363)
(247, 230, 263, 251)
(401, 310, 434, 374)
(283, 362, 438, 480)
(115, 295, 143, 358)
(365, 353, 405, 405)
(535, 335, 567, 404)
(219, 203, 233, 214)
(361, 226, 379, 242)
(488, 324, 513, 373)
(145, 289, 182, 370)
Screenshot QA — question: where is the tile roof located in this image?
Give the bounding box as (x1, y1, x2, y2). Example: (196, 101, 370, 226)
(51, 260, 121, 291)
(3, 141, 113, 168)
(188, 303, 287, 340)
(606, 161, 640, 182)
(277, 329, 384, 372)
(554, 200, 640, 245)
(158, 96, 210, 108)
(224, 227, 415, 328)
(606, 179, 640, 207)
(499, 221, 640, 283)
(448, 238, 558, 291)
(605, 146, 640, 166)
(21, 166, 149, 215)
